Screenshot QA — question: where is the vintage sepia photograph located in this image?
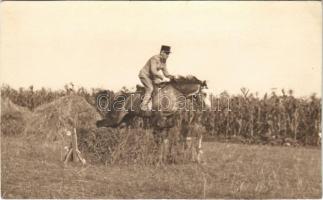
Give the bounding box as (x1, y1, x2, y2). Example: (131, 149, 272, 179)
(0, 1, 321, 199)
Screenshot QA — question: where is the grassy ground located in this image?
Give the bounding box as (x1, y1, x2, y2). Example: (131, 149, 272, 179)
(1, 135, 321, 199)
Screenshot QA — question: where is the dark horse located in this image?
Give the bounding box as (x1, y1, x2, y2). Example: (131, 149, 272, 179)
(96, 75, 207, 162)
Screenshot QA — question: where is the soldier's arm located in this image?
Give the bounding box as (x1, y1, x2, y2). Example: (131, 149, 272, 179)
(150, 59, 164, 79)
(162, 65, 172, 78)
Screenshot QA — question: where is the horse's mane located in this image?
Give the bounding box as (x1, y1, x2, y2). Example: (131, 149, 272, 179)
(134, 75, 207, 94)
(172, 75, 203, 85)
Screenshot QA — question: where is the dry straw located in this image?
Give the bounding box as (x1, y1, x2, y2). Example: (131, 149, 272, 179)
(2, 94, 202, 165)
(1, 97, 31, 135)
(24, 95, 101, 141)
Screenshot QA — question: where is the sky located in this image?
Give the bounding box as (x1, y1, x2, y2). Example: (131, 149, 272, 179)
(0, 1, 321, 97)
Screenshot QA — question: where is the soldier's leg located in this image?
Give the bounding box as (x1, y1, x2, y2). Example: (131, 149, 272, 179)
(139, 75, 153, 110)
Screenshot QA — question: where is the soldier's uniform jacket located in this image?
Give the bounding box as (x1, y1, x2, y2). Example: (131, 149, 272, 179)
(138, 55, 171, 80)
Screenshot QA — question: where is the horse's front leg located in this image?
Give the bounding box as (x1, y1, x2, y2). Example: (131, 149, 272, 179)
(196, 134, 204, 164)
(160, 137, 169, 164)
(185, 134, 204, 163)
(184, 136, 194, 161)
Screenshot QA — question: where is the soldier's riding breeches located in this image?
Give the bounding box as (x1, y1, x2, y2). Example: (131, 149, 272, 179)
(139, 74, 154, 109)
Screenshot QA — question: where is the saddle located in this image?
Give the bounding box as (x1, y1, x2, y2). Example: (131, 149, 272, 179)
(136, 81, 171, 94)
(136, 79, 201, 97)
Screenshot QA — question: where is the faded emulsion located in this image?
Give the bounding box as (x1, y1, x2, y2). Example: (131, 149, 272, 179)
(1, 1, 321, 199)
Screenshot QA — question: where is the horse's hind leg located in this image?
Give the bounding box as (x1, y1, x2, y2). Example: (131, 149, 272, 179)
(154, 128, 170, 164)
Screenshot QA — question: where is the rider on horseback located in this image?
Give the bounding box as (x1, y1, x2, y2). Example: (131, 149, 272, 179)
(138, 45, 175, 111)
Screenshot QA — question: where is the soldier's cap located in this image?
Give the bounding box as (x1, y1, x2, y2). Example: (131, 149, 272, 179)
(161, 45, 171, 54)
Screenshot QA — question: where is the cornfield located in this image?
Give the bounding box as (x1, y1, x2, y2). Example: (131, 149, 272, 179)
(201, 89, 321, 145)
(1, 84, 321, 146)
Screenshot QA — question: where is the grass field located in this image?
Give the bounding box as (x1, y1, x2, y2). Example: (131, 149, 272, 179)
(1, 135, 321, 199)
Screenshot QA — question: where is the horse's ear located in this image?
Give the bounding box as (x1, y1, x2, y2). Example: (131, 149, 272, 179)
(202, 80, 208, 89)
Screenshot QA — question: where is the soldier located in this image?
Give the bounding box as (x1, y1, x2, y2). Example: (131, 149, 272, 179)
(138, 45, 175, 111)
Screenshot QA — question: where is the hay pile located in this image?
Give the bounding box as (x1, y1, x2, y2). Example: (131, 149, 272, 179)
(79, 126, 201, 165)
(21, 94, 201, 165)
(79, 128, 161, 165)
(25, 95, 101, 141)
(1, 97, 31, 135)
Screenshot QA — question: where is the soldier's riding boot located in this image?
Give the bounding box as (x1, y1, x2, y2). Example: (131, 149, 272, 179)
(141, 95, 150, 111)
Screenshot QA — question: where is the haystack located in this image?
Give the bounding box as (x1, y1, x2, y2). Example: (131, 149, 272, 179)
(79, 128, 160, 165)
(79, 126, 203, 165)
(22, 94, 202, 165)
(25, 95, 101, 141)
(1, 97, 31, 135)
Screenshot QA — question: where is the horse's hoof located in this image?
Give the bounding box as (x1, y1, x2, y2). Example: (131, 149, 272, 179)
(96, 120, 104, 127)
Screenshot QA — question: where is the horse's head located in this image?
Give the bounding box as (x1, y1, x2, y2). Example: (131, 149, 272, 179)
(170, 75, 207, 95)
(169, 75, 208, 110)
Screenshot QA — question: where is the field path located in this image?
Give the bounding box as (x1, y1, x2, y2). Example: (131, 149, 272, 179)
(1, 136, 321, 198)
